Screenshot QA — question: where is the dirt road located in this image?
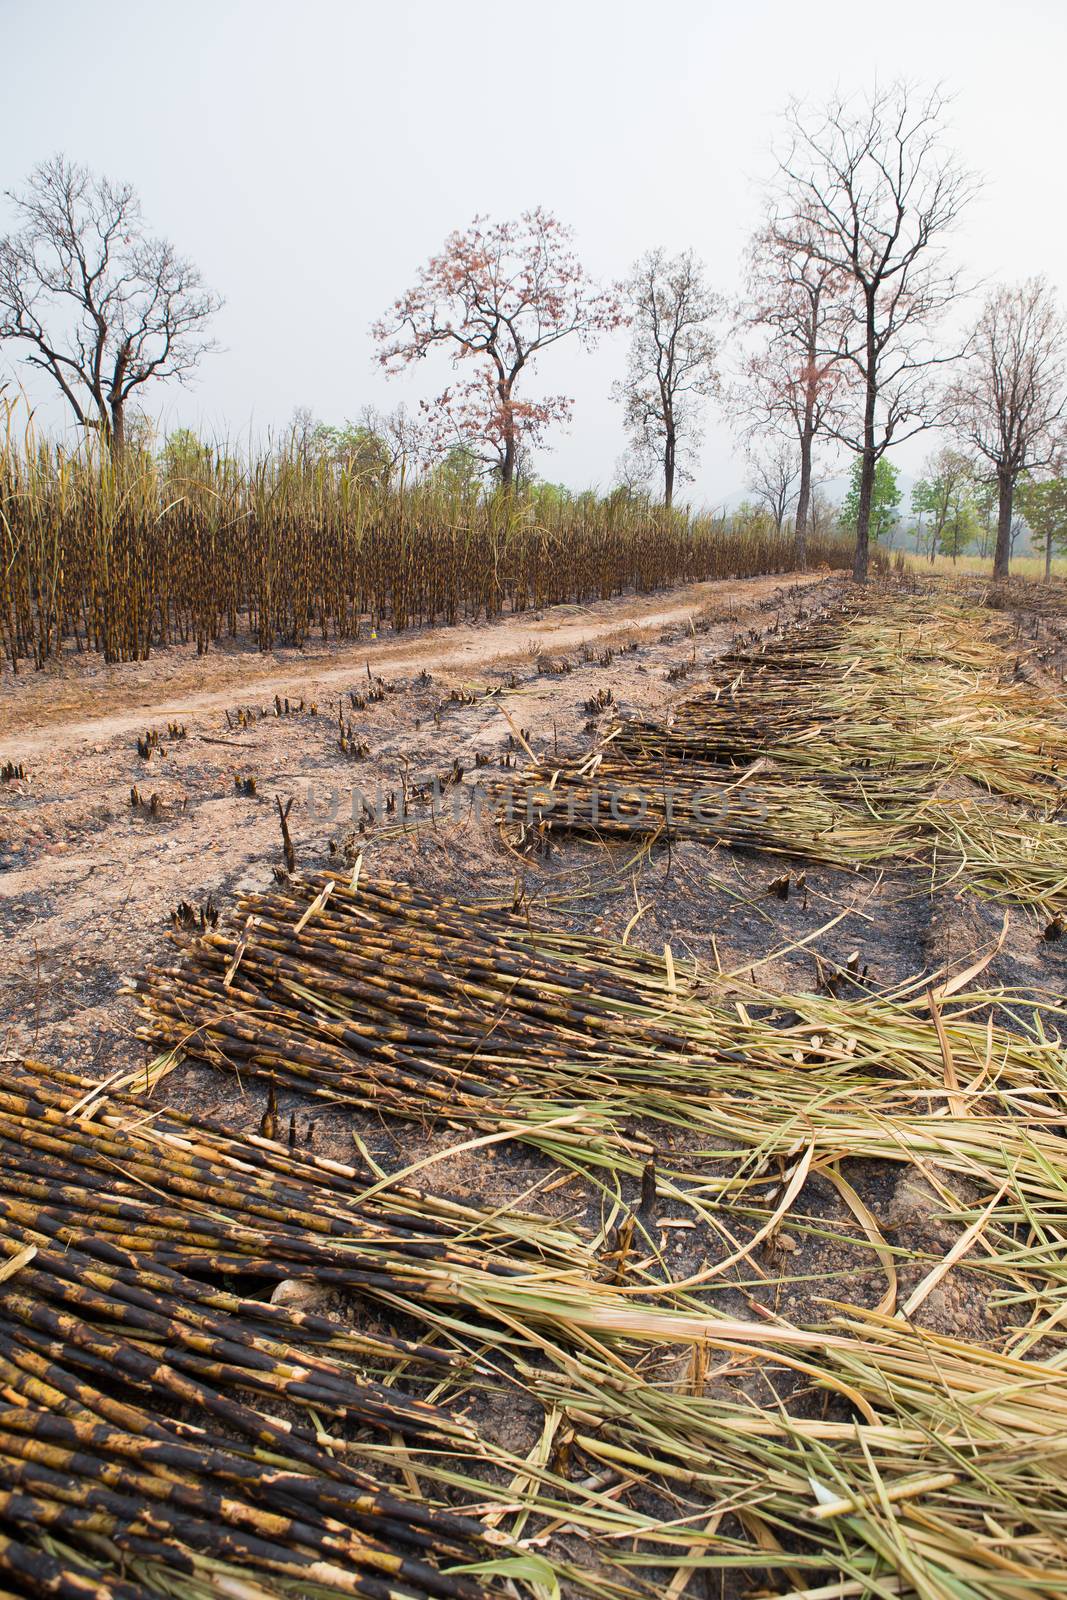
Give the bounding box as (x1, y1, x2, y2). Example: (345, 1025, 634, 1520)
(1, 572, 824, 754)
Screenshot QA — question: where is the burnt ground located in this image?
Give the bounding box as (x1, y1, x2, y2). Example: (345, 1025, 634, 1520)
(3, 567, 1066, 1594)
(0, 570, 831, 1075)
(3, 568, 1064, 1321)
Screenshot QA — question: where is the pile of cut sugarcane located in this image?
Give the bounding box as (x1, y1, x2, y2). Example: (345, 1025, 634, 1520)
(5, 1053, 978, 1600)
(125, 870, 1067, 1597)
(7, 1056, 876, 1599)
(132, 871, 1067, 1304)
(17, 583, 1067, 1598)
(499, 589, 1067, 911)
(0, 1058, 545, 1600)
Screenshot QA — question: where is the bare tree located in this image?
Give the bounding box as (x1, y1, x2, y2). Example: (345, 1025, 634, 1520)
(738, 221, 849, 563)
(747, 442, 800, 533)
(613, 448, 653, 497)
(770, 83, 976, 580)
(808, 481, 836, 539)
(287, 403, 425, 481)
(614, 249, 722, 508)
(947, 278, 1067, 578)
(286, 405, 319, 462)
(0, 156, 220, 454)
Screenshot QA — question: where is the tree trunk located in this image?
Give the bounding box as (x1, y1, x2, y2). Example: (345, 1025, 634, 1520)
(1046, 528, 1053, 581)
(110, 399, 126, 460)
(794, 325, 819, 570)
(500, 427, 516, 490)
(992, 470, 1013, 580)
(663, 426, 676, 510)
(774, 495, 786, 536)
(853, 304, 878, 584)
(794, 429, 812, 569)
(853, 442, 876, 583)
(853, 410, 877, 580)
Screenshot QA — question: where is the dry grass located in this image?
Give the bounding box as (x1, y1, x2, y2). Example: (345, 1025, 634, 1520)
(897, 549, 1067, 580)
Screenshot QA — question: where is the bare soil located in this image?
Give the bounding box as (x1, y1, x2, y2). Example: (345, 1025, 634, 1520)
(0, 570, 827, 1074)
(2, 569, 1057, 1287)
(5, 566, 1062, 1595)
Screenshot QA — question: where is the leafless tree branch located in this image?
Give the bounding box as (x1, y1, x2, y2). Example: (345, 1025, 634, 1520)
(0, 155, 221, 453)
(613, 248, 722, 508)
(767, 82, 977, 579)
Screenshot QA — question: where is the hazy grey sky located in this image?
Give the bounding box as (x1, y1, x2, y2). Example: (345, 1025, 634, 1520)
(4, 0, 1065, 504)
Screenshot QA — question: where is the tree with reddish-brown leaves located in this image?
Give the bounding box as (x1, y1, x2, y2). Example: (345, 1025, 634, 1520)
(373, 209, 622, 488)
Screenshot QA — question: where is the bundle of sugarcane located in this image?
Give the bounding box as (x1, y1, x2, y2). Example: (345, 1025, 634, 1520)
(500, 590, 1067, 909)
(131, 874, 1067, 1308)
(3, 1059, 722, 1600)
(673, 592, 1067, 802)
(495, 728, 925, 865)
(4, 1057, 848, 1374)
(3, 1058, 929, 1600)
(2, 1059, 694, 1368)
(0, 1077, 512, 1598)
(0, 1057, 581, 1283)
(702, 591, 1067, 799)
(131, 872, 1067, 1101)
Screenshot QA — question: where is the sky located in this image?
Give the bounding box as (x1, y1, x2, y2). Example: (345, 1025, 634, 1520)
(2, 0, 1065, 508)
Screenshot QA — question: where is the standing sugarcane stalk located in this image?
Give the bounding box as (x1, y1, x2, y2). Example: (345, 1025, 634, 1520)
(0, 400, 859, 673)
